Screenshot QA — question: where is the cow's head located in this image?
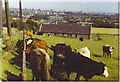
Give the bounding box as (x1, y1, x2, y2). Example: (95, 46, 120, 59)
(51, 44, 72, 58)
(51, 44, 72, 71)
(100, 62, 109, 77)
(51, 44, 67, 57)
(109, 47, 114, 51)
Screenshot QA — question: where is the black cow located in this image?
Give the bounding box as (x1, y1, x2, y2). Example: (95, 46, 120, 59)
(48, 33, 51, 37)
(37, 32, 43, 35)
(79, 37, 83, 41)
(103, 45, 114, 58)
(51, 44, 66, 72)
(51, 44, 109, 81)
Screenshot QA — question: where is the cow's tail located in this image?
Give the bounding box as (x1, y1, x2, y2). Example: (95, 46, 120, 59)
(38, 48, 50, 80)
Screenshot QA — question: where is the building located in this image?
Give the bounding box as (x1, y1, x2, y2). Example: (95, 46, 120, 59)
(38, 22, 92, 39)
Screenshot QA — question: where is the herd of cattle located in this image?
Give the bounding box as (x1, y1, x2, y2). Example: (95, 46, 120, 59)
(16, 37, 114, 81)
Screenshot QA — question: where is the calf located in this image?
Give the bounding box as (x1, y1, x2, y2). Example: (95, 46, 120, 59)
(51, 44, 109, 81)
(103, 44, 114, 58)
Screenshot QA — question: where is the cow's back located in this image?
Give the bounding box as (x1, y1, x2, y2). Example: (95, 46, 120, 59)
(26, 40, 47, 53)
(103, 45, 110, 52)
(64, 52, 101, 74)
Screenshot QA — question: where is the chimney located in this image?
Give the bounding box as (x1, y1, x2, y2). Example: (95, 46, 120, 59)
(56, 21, 58, 25)
(39, 23, 42, 31)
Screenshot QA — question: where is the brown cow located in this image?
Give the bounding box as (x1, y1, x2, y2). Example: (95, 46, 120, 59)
(16, 37, 47, 53)
(16, 38, 50, 80)
(26, 39, 47, 54)
(29, 48, 51, 81)
(16, 38, 42, 54)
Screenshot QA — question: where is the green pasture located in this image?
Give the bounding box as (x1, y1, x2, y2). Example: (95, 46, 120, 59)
(2, 27, 119, 81)
(92, 27, 119, 34)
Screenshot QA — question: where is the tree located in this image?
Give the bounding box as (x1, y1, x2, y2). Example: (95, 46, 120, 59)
(11, 20, 19, 28)
(5, 0, 12, 37)
(25, 19, 39, 31)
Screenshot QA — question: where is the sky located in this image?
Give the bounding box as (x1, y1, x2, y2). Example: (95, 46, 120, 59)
(2, 0, 119, 13)
(2, 0, 120, 2)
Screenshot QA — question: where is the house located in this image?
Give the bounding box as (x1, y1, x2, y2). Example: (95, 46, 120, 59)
(38, 22, 92, 39)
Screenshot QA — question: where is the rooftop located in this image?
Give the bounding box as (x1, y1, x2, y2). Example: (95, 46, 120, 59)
(40, 22, 91, 35)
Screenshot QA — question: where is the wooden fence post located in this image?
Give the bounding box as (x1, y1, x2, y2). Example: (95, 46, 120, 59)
(88, 25, 92, 40)
(5, 0, 12, 37)
(21, 29, 26, 80)
(0, 0, 2, 38)
(0, 1, 2, 81)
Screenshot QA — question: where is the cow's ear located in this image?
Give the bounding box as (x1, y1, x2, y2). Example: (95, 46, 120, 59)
(50, 45, 55, 50)
(66, 45, 72, 51)
(67, 45, 71, 48)
(74, 48, 77, 52)
(100, 62, 106, 66)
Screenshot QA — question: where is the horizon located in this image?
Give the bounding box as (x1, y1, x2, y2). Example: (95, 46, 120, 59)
(2, 2, 118, 14)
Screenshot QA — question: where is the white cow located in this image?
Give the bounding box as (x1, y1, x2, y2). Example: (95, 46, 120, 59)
(74, 47, 90, 58)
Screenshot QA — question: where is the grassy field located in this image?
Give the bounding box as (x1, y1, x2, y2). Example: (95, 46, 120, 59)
(1, 27, 119, 81)
(92, 27, 119, 34)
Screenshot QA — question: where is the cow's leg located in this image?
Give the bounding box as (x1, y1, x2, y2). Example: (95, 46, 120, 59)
(66, 72, 71, 81)
(107, 52, 109, 58)
(75, 74, 80, 80)
(85, 78, 88, 81)
(103, 52, 104, 57)
(36, 78, 40, 81)
(110, 53, 111, 58)
(53, 58, 57, 66)
(32, 70, 35, 81)
(103, 52, 105, 57)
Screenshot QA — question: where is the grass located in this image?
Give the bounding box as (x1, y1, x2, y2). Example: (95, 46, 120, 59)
(1, 27, 119, 81)
(92, 27, 119, 34)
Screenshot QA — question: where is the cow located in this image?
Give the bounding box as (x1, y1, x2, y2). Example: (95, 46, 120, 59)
(16, 38, 42, 54)
(15, 38, 48, 67)
(50, 44, 66, 67)
(16, 38, 50, 80)
(25, 30, 33, 37)
(37, 32, 43, 35)
(51, 44, 109, 81)
(26, 39, 47, 54)
(48, 33, 51, 37)
(74, 47, 90, 58)
(103, 44, 114, 58)
(29, 48, 51, 81)
(79, 37, 83, 41)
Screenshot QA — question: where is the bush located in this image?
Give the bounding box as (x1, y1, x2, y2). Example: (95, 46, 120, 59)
(12, 19, 40, 31)
(91, 33, 102, 41)
(11, 20, 19, 28)
(92, 21, 118, 28)
(24, 19, 39, 31)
